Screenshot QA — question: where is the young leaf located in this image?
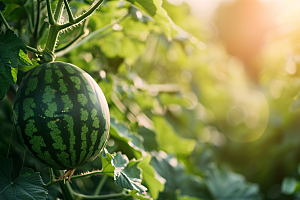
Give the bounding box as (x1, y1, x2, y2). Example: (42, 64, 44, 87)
(101, 149, 115, 177)
(113, 153, 147, 193)
(0, 29, 32, 68)
(101, 150, 148, 194)
(0, 156, 48, 199)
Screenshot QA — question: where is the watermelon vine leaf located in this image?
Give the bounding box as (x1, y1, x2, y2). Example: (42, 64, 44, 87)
(0, 29, 32, 101)
(0, 29, 32, 68)
(113, 153, 148, 193)
(100, 149, 115, 177)
(110, 117, 146, 159)
(125, 0, 173, 40)
(101, 149, 148, 195)
(204, 164, 262, 200)
(0, 1, 5, 12)
(0, 156, 48, 199)
(0, 64, 17, 101)
(138, 154, 165, 199)
(150, 151, 210, 200)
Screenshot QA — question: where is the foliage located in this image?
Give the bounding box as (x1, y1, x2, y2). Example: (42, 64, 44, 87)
(1, 0, 300, 199)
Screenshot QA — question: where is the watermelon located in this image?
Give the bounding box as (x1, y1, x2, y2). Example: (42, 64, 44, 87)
(13, 62, 110, 171)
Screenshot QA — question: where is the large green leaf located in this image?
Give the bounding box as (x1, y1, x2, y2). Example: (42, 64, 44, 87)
(0, 64, 17, 101)
(0, 156, 48, 199)
(150, 151, 210, 200)
(152, 116, 196, 156)
(204, 164, 262, 200)
(0, 30, 32, 101)
(138, 154, 165, 199)
(138, 126, 158, 151)
(110, 117, 146, 158)
(125, 0, 173, 39)
(0, 30, 32, 68)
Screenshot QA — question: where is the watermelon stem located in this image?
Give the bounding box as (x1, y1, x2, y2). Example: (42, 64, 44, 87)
(45, 169, 114, 188)
(63, 0, 75, 24)
(58, 0, 106, 31)
(55, 13, 129, 57)
(52, 169, 75, 199)
(44, 0, 106, 60)
(73, 190, 129, 199)
(93, 174, 108, 195)
(45, 0, 56, 25)
(56, 168, 76, 184)
(49, 170, 129, 200)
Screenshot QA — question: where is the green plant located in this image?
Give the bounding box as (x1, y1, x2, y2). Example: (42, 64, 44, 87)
(0, 0, 274, 199)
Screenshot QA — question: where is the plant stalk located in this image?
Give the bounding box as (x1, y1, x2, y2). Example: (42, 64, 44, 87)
(45, 0, 56, 25)
(45, 169, 114, 188)
(54, 0, 65, 23)
(52, 169, 75, 199)
(56, 14, 128, 57)
(58, 0, 105, 30)
(63, 0, 75, 23)
(93, 175, 108, 195)
(0, 11, 10, 30)
(33, 0, 41, 40)
(44, 0, 65, 54)
(74, 190, 128, 200)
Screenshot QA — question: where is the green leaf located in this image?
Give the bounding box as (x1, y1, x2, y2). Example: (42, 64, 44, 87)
(113, 153, 147, 193)
(110, 117, 146, 158)
(0, 1, 6, 12)
(281, 177, 300, 195)
(153, 116, 196, 156)
(126, 0, 173, 39)
(101, 150, 147, 193)
(138, 154, 165, 199)
(0, 65, 17, 101)
(138, 126, 158, 151)
(159, 93, 191, 107)
(101, 149, 115, 177)
(0, 29, 32, 68)
(204, 164, 262, 200)
(150, 151, 210, 200)
(0, 156, 48, 199)
(0, 29, 32, 101)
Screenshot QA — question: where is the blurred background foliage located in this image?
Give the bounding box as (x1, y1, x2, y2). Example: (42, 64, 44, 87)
(2, 0, 300, 199)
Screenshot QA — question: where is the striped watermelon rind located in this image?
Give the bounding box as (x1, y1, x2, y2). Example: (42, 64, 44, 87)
(13, 62, 110, 170)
